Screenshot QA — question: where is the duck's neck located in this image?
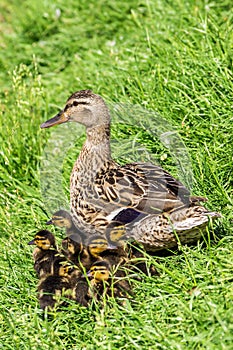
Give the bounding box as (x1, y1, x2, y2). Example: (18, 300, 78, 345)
(78, 124, 112, 173)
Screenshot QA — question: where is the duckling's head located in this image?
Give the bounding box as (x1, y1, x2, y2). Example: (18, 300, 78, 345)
(28, 230, 56, 250)
(87, 261, 110, 282)
(40, 90, 110, 130)
(62, 236, 83, 256)
(86, 234, 116, 258)
(46, 210, 72, 229)
(58, 264, 74, 277)
(53, 260, 73, 277)
(47, 210, 85, 244)
(105, 221, 127, 246)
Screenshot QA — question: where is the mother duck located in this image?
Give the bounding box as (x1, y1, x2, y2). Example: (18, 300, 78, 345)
(41, 90, 220, 251)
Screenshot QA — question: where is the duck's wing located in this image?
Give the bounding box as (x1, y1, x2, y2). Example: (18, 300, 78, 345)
(94, 162, 191, 220)
(126, 162, 191, 209)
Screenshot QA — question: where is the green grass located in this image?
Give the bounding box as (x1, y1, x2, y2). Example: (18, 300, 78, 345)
(0, 0, 232, 348)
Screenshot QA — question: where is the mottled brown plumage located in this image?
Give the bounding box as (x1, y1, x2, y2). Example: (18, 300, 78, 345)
(41, 90, 221, 251)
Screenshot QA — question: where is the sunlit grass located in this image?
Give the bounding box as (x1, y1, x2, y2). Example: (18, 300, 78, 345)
(0, 0, 232, 348)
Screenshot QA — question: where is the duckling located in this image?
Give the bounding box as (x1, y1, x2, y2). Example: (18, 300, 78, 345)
(46, 209, 91, 268)
(73, 277, 90, 307)
(72, 235, 116, 306)
(106, 221, 157, 277)
(103, 221, 129, 267)
(86, 260, 110, 301)
(60, 232, 116, 275)
(61, 235, 91, 276)
(105, 221, 128, 248)
(28, 230, 63, 278)
(86, 234, 115, 259)
(38, 260, 74, 311)
(84, 233, 124, 271)
(61, 235, 82, 263)
(52, 233, 114, 307)
(86, 260, 133, 301)
(46, 209, 87, 243)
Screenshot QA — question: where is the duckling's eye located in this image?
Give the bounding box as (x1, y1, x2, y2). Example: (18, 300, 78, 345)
(73, 101, 79, 106)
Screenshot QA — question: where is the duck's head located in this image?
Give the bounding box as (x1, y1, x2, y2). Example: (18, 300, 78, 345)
(87, 260, 110, 282)
(46, 210, 73, 229)
(40, 90, 110, 130)
(28, 230, 56, 250)
(86, 234, 116, 258)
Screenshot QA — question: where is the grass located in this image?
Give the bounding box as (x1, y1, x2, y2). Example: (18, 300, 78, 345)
(0, 0, 232, 348)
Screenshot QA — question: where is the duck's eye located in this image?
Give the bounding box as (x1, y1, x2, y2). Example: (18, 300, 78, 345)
(73, 101, 79, 106)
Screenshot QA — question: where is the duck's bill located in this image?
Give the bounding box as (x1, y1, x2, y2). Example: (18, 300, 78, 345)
(40, 110, 69, 128)
(28, 239, 35, 245)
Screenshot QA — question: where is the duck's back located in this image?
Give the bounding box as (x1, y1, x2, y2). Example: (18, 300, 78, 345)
(70, 160, 194, 233)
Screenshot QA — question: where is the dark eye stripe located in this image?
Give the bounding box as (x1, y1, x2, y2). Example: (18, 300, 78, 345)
(90, 239, 107, 245)
(91, 267, 106, 272)
(72, 101, 89, 106)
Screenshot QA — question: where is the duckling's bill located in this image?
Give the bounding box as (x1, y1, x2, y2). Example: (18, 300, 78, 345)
(86, 270, 92, 277)
(40, 110, 69, 129)
(28, 239, 35, 245)
(107, 243, 118, 250)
